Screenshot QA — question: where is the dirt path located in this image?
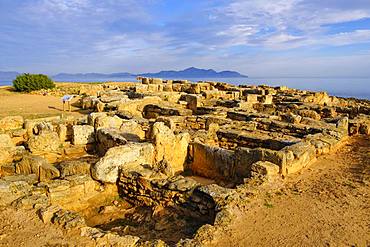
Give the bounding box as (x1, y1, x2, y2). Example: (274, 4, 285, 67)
(0, 87, 84, 118)
(214, 136, 370, 247)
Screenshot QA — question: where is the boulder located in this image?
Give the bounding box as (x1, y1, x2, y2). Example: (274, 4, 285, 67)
(72, 125, 95, 145)
(92, 143, 155, 183)
(0, 116, 24, 132)
(151, 122, 190, 174)
(15, 155, 60, 181)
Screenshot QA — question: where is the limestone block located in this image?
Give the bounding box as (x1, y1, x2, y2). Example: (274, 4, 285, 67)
(281, 113, 302, 124)
(244, 94, 258, 103)
(119, 120, 146, 141)
(151, 122, 190, 173)
(72, 125, 95, 145)
(234, 147, 263, 178)
(150, 78, 163, 84)
(92, 143, 155, 183)
(88, 112, 107, 126)
(0, 116, 24, 132)
(251, 161, 280, 178)
(95, 115, 123, 130)
(27, 131, 61, 153)
(0, 133, 16, 164)
(96, 128, 127, 155)
(56, 124, 67, 142)
(336, 117, 349, 133)
(80, 96, 99, 109)
(282, 142, 316, 175)
(192, 142, 235, 180)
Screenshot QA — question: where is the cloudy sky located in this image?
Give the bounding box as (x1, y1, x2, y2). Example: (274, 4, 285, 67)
(1, 0, 370, 76)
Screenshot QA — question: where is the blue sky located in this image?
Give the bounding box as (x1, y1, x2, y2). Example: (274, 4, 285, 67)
(1, 0, 370, 76)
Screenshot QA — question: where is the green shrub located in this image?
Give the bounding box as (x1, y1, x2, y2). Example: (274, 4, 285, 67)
(13, 73, 55, 92)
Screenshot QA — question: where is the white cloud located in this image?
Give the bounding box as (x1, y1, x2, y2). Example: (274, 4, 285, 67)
(215, 0, 370, 48)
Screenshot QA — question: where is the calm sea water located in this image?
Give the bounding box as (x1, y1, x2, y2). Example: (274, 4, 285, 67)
(1, 77, 369, 99)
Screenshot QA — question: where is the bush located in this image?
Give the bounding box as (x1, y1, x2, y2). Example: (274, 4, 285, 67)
(13, 73, 55, 92)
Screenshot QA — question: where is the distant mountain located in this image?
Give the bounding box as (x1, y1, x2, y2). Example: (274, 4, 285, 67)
(138, 67, 247, 78)
(0, 71, 19, 81)
(1, 67, 247, 82)
(53, 72, 134, 80)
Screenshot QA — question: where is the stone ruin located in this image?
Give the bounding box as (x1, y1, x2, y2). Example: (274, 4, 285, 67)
(0, 77, 370, 246)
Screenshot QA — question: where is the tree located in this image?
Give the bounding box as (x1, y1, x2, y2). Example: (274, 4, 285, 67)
(13, 73, 55, 92)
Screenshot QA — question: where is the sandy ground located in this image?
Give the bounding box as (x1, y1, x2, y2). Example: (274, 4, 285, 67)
(0, 86, 84, 118)
(0, 135, 368, 246)
(214, 136, 370, 247)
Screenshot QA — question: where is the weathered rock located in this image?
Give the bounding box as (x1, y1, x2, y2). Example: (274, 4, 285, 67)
(24, 116, 60, 136)
(191, 142, 235, 181)
(0, 116, 24, 131)
(15, 155, 60, 181)
(120, 120, 146, 141)
(251, 161, 280, 179)
(96, 128, 128, 155)
(0, 174, 36, 206)
(282, 142, 316, 175)
(92, 143, 155, 183)
(72, 125, 95, 145)
(298, 109, 321, 120)
(151, 122, 190, 174)
(52, 209, 86, 229)
(0, 134, 16, 164)
(57, 160, 91, 177)
(27, 131, 61, 153)
(143, 104, 192, 119)
(33, 121, 53, 135)
(95, 115, 123, 130)
(38, 205, 62, 223)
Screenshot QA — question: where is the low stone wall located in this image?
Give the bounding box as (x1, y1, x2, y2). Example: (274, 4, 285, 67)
(118, 165, 216, 221)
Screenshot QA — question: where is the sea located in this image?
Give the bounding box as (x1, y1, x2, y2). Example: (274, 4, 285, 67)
(1, 77, 369, 100)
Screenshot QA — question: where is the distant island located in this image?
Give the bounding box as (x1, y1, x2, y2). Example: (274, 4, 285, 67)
(137, 67, 248, 78)
(0, 67, 247, 82)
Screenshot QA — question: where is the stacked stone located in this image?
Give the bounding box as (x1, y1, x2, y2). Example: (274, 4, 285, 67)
(118, 168, 216, 219)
